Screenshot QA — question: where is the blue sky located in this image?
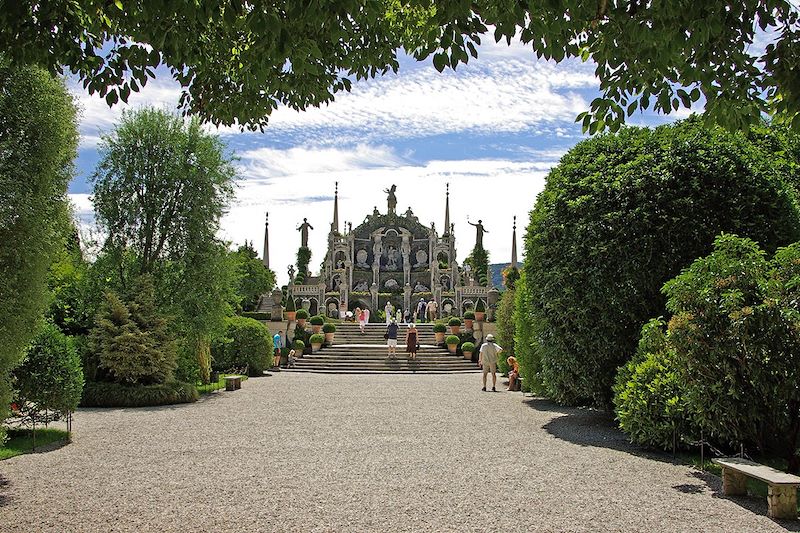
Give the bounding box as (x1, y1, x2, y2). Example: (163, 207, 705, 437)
(68, 39, 697, 285)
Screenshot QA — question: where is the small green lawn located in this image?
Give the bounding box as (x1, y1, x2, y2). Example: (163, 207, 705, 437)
(0, 428, 70, 460)
(196, 373, 249, 394)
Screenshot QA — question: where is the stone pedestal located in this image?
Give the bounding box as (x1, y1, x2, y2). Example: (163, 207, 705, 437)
(768, 485, 798, 520)
(722, 469, 747, 496)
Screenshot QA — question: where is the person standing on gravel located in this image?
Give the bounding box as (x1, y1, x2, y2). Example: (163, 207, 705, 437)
(479, 334, 503, 392)
(273, 330, 284, 366)
(385, 318, 399, 359)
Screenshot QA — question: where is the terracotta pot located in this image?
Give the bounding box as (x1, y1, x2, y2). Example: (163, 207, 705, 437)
(311, 342, 322, 353)
(312, 325, 322, 334)
(324, 332, 335, 343)
(463, 351, 472, 361)
(285, 311, 296, 321)
(297, 318, 307, 327)
(475, 312, 485, 322)
(464, 319, 474, 329)
(450, 325, 461, 334)
(447, 343, 458, 354)
(435, 332, 445, 344)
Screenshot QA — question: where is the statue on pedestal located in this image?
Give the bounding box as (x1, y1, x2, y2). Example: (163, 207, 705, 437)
(297, 218, 314, 247)
(467, 219, 488, 249)
(384, 185, 397, 214)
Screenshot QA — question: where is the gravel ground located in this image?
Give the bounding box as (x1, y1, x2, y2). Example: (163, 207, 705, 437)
(1, 372, 796, 532)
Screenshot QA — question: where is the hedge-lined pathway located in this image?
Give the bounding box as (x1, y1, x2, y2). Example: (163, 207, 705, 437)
(1, 373, 795, 532)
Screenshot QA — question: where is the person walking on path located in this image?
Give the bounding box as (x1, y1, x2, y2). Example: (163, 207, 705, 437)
(416, 298, 427, 323)
(272, 330, 284, 367)
(356, 307, 366, 334)
(479, 334, 503, 391)
(384, 301, 394, 324)
(426, 299, 438, 322)
(405, 323, 419, 360)
(385, 318, 399, 359)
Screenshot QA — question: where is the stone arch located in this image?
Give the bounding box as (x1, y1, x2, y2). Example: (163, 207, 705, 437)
(325, 297, 340, 318)
(441, 298, 456, 317)
(462, 299, 475, 313)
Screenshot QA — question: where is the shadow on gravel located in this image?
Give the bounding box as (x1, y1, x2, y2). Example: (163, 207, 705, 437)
(0, 473, 10, 507)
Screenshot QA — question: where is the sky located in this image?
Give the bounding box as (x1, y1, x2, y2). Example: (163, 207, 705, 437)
(67, 39, 698, 286)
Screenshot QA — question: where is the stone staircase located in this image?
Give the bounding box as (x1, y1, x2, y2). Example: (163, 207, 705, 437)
(287, 322, 479, 374)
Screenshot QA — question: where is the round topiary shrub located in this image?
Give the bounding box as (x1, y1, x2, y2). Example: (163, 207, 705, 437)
(310, 315, 324, 326)
(81, 380, 198, 407)
(463, 311, 475, 320)
(293, 339, 305, 350)
(13, 323, 84, 418)
(445, 335, 460, 346)
(322, 323, 336, 333)
(295, 308, 309, 320)
(524, 118, 800, 406)
(309, 333, 325, 344)
(461, 341, 476, 353)
(448, 317, 461, 326)
(211, 316, 273, 376)
(432, 323, 447, 333)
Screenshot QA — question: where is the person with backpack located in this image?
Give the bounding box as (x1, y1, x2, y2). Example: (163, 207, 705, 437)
(385, 318, 399, 359)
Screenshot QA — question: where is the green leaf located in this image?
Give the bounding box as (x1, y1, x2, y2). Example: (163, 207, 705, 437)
(432, 53, 447, 73)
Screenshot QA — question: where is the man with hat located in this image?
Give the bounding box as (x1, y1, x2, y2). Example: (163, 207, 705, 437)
(478, 334, 503, 391)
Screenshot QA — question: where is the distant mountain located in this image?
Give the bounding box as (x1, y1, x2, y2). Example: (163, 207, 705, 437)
(490, 263, 510, 289)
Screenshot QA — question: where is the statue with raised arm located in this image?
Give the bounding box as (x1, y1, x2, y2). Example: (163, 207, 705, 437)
(297, 218, 314, 247)
(468, 219, 488, 249)
(384, 184, 397, 214)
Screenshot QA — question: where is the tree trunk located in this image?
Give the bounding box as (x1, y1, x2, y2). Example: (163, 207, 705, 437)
(195, 337, 211, 384)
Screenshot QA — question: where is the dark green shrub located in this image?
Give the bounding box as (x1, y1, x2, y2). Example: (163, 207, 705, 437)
(663, 234, 800, 472)
(13, 323, 84, 418)
(495, 289, 515, 375)
(295, 308, 309, 320)
(524, 118, 800, 406)
(461, 341, 475, 352)
(432, 323, 447, 333)
(293, 340, 305, 350)
(445, 335, 460, 345)
(463, 311, 475, 320)
(241, 311, 269, 321)
(613, 318, 698, 450)
(211, 316, 273, 376)
(448, 317, 461, 327)
(81, 380, 198, 407)
(309, 333, 325, 344)
(310, 315, 324, 326)
(322, 323, 336, 333)
(513, 273, 542, 393)
(285, 296, 296, 312)
(475, 300, 486, 312)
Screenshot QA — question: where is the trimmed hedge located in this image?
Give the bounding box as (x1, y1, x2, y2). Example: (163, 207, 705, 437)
(295, 308, 309, 320)
(461, 341, 475, 352)
(322, 323, 336, 333)
(211, 316, 273, 376)
(82, 381, 198, 407)
(293, 340, 305, 350)
(309, 333, 325, 344)
(445, 335, 460, 345)
(432, 323, 447, 333)
(448, 317, 461, 326)
(309, 315, 324, 326)
(463, 311, 475, 320)
(524, 117, 800, 406)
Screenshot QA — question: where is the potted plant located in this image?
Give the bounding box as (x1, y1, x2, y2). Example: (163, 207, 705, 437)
(293, 339, 305, 358)
(475, 300, 486, 322)
(310, 314, 324, 333)
(433, 322, 447, 344)
(295, 308, 309, 327)
(323, 322, 336, 344)
(463, 311, 475, 330)
(448, 317, 462, 334)
(309, 333, 325, 353)
(445, 335, 460, 354)
(285, 296, 296, 321)
(461, 341, 475, 361)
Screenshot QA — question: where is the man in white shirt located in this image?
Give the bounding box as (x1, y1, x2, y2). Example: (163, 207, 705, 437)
(478, 334, 503, 392)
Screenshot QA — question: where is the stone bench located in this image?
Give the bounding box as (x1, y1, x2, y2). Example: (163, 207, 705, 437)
(712, 457, 800, 520)
(224, 375, 242, 391)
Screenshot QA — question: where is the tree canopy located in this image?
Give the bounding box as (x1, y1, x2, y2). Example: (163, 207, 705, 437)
(3, 1, 799, 132)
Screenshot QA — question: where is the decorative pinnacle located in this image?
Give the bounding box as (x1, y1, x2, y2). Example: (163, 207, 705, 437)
(446, 182, 449, 196)
(335, 181, 338, 195)
(513, 215, 516, 230)
(265, 212, 269, 225)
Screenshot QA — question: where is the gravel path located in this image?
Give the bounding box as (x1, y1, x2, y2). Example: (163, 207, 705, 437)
(1, 373, 796, 532)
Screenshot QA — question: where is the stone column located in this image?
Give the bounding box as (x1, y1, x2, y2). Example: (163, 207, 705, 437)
(404, 283, 412, 314)
(370, 283, 379, 312)
(269, 288, 283, 322)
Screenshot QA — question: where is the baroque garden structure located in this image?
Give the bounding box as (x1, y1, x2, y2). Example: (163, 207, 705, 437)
(271, 183, 499, 319)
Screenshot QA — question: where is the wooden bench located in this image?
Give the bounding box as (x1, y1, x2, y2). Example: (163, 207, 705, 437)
(224, 375, 242, 391)
(713, 457, 800, 520)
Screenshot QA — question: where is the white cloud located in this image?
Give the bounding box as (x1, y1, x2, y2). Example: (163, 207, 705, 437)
(226, 145, 552, 286)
